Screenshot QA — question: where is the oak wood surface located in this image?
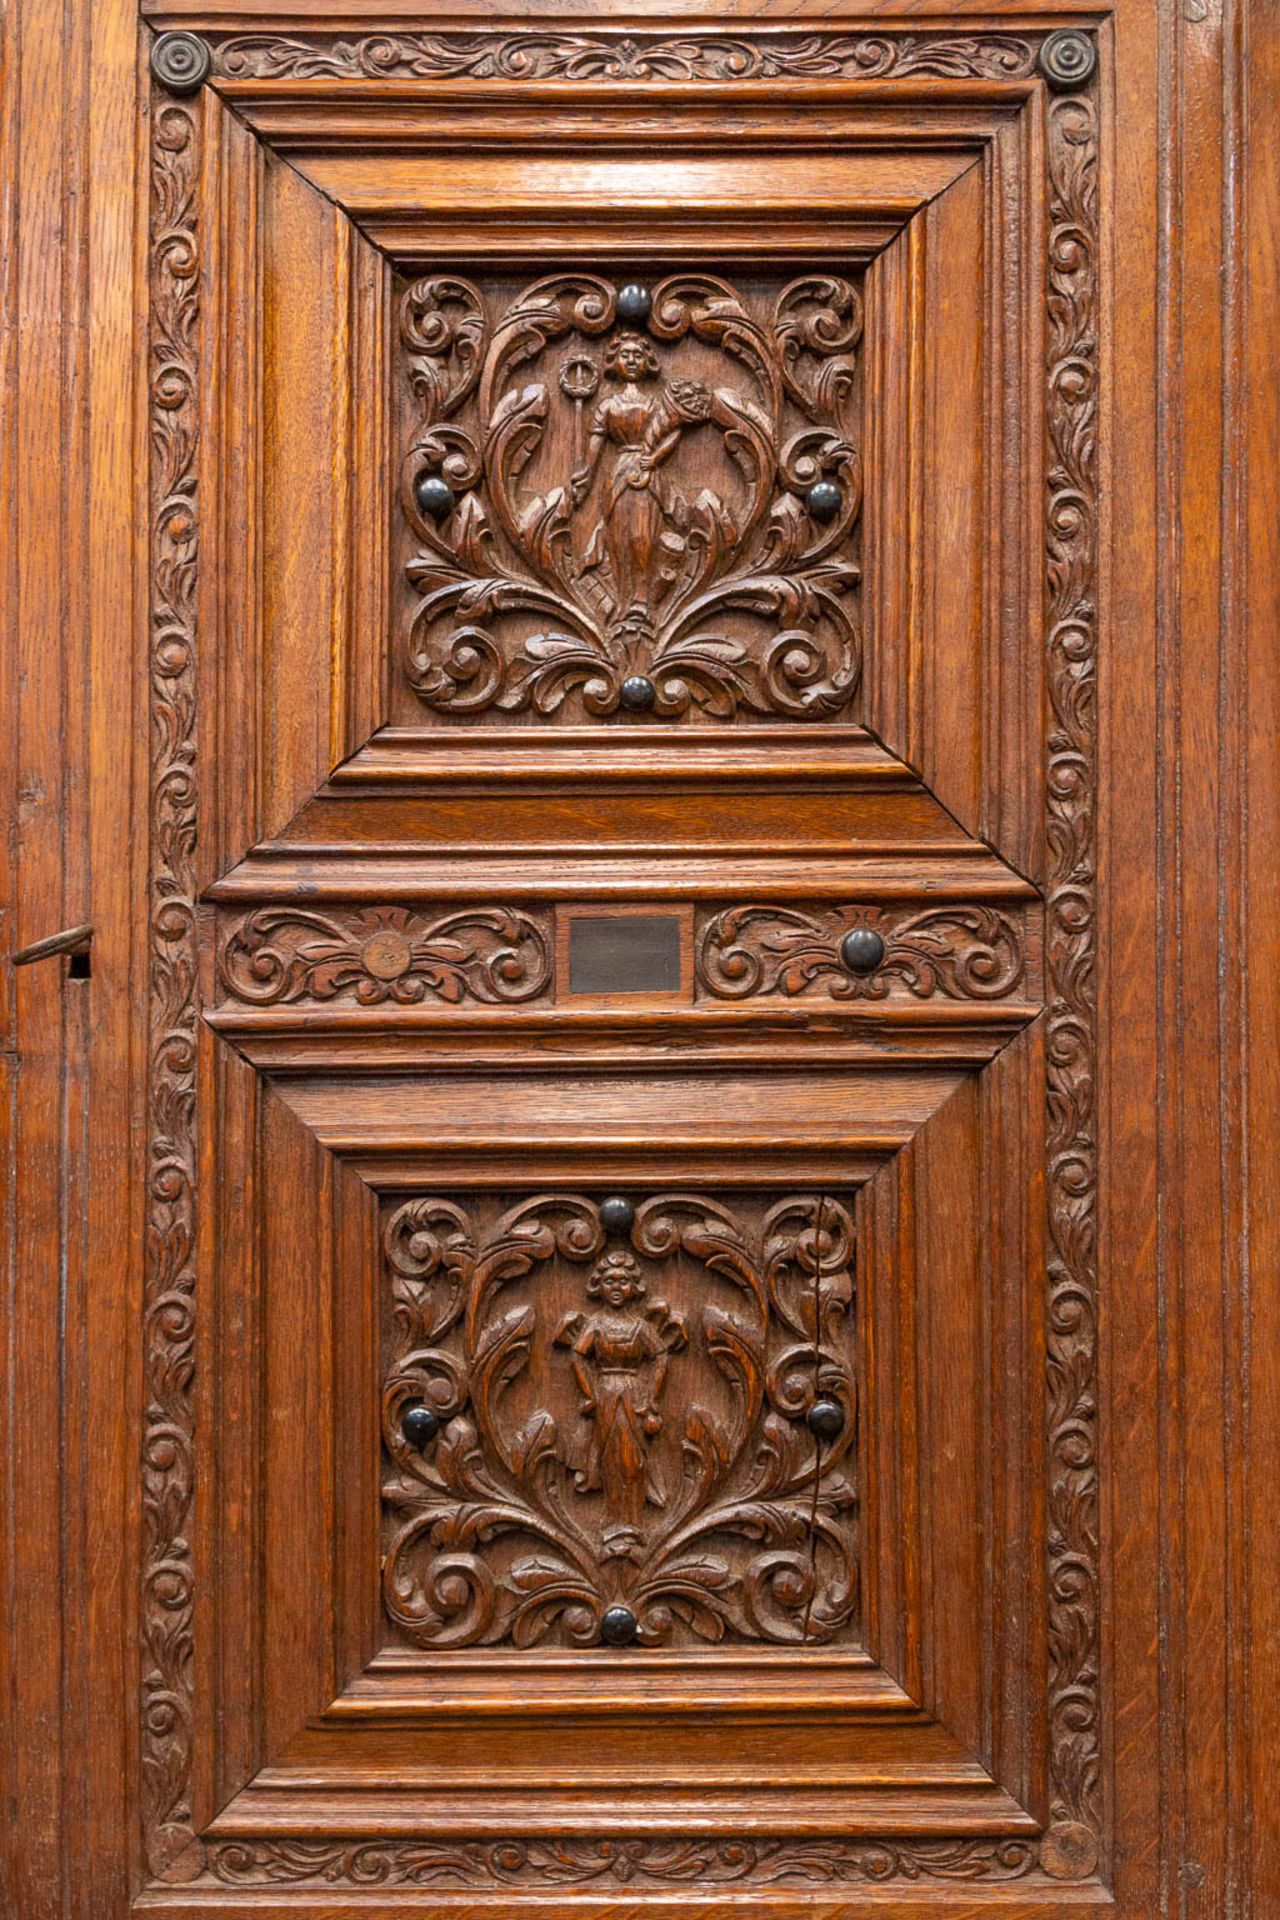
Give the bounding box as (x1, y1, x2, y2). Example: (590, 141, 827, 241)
(1, 1, 1277, 1917)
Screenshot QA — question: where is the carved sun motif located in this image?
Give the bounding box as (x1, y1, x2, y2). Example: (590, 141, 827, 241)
(398, 272, 863, 722)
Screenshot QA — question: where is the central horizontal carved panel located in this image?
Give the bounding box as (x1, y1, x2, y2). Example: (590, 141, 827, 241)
(381, 1191, 858, 1649)
(394, 270, 863, 724)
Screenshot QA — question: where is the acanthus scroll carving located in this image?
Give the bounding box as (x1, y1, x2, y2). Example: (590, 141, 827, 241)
(697, 903, 1027, 1001)
(212, 32, 1039, 83)
(143, 96, 202, 1880)
(217, 906, 552, 1006)
(1044, 80, 1101, 1854)
(381, 1192, 857, 1648)
(399, 273, 862, 722)
(205, 1835, 1040, 1888)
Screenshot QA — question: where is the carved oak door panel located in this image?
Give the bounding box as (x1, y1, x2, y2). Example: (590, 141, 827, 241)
(138, 15, 1099, 1915)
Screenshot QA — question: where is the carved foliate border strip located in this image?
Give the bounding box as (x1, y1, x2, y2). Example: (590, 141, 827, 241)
(206, 1837, 1040, 1887)
(144, 96, 202, 1877)
(1041, 80, 1101, 1881)
(145, 30, 1100, 1891)
(208, 30, 1039, 83)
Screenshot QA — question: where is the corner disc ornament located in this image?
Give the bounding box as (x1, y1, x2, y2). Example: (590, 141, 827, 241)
(150, 30, 211, 94)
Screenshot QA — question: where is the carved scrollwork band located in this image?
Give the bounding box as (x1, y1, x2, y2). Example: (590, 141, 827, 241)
(144, 97, 202, 1881)
(381, 1193, 857, 1649)
(204, 1836, 1041, 1887)
(696, 904, 1027, 1002)
(217, 906, 552, 1006)
(400, 272, 862, 722)
(1043, 81, 1100, 1861)
(210, 31, 1040, 83)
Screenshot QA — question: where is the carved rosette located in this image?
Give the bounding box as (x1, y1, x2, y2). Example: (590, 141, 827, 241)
(381, 1193, 857, 1649)
(696, 904, 1027, 1001)
(217, 906, 552, 1006)
(399, 272, 863, 722)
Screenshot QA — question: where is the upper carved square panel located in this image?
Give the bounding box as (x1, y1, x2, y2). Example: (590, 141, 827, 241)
(393, 270, 863, 726)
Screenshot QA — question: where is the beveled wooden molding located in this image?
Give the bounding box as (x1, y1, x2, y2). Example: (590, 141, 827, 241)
(143, 28, 1101, 1892)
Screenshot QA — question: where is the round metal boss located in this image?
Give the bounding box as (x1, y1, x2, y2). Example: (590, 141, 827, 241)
(150, 31, 211, 94)
(806, 480, 842, 523)
(600, 1605, 639, 1647)
(840, 927, 885, 975)
(599, 1196, 636, 1235)
(806, 1399, 845, 1444)
(615, 284, 653, 327)
(618, 674, 657, 714)
(402, 1403, 441, 1451)
(414, 473, 455, 520)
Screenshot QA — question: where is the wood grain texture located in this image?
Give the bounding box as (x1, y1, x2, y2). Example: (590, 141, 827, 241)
(0, 2, 144, 1919)
(2, 1, 1277, 1917)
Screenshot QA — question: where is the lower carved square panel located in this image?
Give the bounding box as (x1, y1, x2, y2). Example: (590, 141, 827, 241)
(380, 1189, 858, 1652)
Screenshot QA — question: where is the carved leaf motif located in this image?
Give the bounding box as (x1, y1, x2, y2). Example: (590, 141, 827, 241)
(217, 906, 552, 1007)
(381, 1192, 857, 1648)
(400, 270, 863, 722)
(696, 903, 1027, 1001)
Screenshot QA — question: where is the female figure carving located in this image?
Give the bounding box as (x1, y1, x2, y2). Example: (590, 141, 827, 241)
(569, 332, 712, 623)
(555, 1249, 687, 1537)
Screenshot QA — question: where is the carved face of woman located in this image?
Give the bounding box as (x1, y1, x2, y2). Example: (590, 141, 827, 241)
(601, 1268, 637, 1307)
(592, 1252, 643, 1308)
(610, 336, 655, 383)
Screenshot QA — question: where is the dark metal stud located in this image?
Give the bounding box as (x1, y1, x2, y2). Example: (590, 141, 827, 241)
(600, 1605, 639, 1646)
(806, 480, 842, 524)
(402, 1403, 441, 1451)
(615, 284, 653, 327)
(1038, 29, 1097, 91)
(150, 30, 211, 95)
(806, 1399, 845, 1444)
(618, 674, 656, 713)
(840, 927, 885, 974)
(414, 473, 455, 520)
(599, 1196, 636, 1236)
